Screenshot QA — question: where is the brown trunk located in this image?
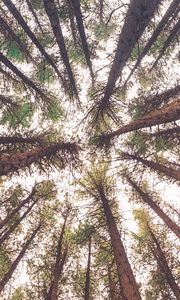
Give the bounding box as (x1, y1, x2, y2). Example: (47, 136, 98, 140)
(149, 126, 180, 138)
(43, 0, 79, 99)
(102, 0, 160, 103)
(148, 227, 180, 299)
(0, 199, 38, 246)
(66, 0, 78, 46)
(84, 236, 91, 300)
(99, 186, 141, 300)
(0, 186, 36, 230)
(0, 141, 77, 177)
(0, 223, 41, 293)
(2, 0, 64, 81)
(0, 135, 42, 145)
(46, 214, 69, 300)
(105, 98, 180, 139)
(122, 152, 180, 181)
(126, 176, 180, 238)
(125, 0, 180, 83)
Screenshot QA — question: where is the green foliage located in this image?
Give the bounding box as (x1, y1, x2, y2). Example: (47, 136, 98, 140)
(31, 0, 44, 10)
(57, 5, 69, 22)
(39, 34, 54, 48)
(155, 137, 172, 152)
(69, 46, 86, 65)
(127, 132, 148, 155)
(10, 287, 26, 300)
(150, 36, 165, 54)
(94, 23, 114, 41)
(131, 44, 144, 60)
(0, 246, 11, 277)
(35, 63, 54, 84)
(1, 41, 25, 62)
(43, 101, 63, 122)
(75, 223, 94, 245)
(130, 103, 144, 119)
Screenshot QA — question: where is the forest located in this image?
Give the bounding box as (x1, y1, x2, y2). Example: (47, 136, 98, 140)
(0, 0, 179, 299)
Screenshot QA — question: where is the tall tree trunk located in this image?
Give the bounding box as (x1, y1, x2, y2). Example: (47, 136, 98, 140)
(0, 141, 78, 177)
(0, 135, 42, 146)
(0, 52, 50, 103)
(148, 226, 180, 299)
(0, 199, 38, 246)
(71, 0, 94, 82)
(122, 152, 180, 181)
(126, 176, 180, 238)
(66, 0, 79, 46)
(84, 236, 91, 300)
(101, 0, 160, 104)
(101, 98, 180, 140)
(2, 0, 64, 81)
(98, 186, 141, 300)
(0, 186, 36, 230)
(46, 214, 69, 300)
(25, 0, 44, 34)
(125, 0, 180, 83)
(43, 0, 79, 99)
(0, 223, 41, 293)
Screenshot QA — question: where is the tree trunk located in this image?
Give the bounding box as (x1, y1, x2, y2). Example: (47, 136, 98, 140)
(2, 0, 64, 81)
(99, 186, 141, 300)
(0, 186, 36, 230)
(0, 223, 41, 293)
(0, 94, 20, 109)
(101, 0, 160, 104)
(0, 141, 78, 177)
(126, 176, 180, 238)
(84, 236, 91, 300)
(43, 0, 79, 99)
(0, 199, 38, 246)
(125, 0, 180, 83)
(0, 135, 43, 146)
(149, 126, 180, 138)
(105, 99, 180, 140)
(25, 0, 44, 34)
(122, 152, 180, 181)
(71, 0, 94, 82)
(66, 0, 78, 46)
(148, 226, 180, 299)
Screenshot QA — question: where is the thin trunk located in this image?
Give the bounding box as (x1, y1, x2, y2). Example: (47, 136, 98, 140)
(122, 152, 180, 181)
(125, 0, 180, 83)
(46, 214, 69, 300)
(149, 126, 180, 138)
(84, 236, 91, 300)
(0, 224, 41, 293)
(152, 18, 180, 69)
(99, 0, 104, 23)
(0, 141, 78, 177)
(0, 186, 36, 230)
(0, 199, 38, 246)
(66, 0, 78, 46)
(126, 176, 180, 238)
(0, 66, 20, 85)
(0, 15, 35, 63)
(25, 0, 44, 34)
(101, 0, 160, 104)
(0, 94, 20, 109)
(99, 186, 141, 300)
(2, 0, 64, 81)
(148, 227, 180, 299)
(71, 0, 94, 82)
(0, 52, 50, 103)
(0, 135, 41, 145)
(43, 0, 79, 99)
(107, 263, 116, 300)
(102, 98, 180, 140)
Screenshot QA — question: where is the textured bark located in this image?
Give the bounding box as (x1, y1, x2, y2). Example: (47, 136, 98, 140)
(122, 152, 180, 181)
(149, 126, 180, 138)
(148, 227, 180, 299)
(0, 52, 50, 101)
(152, 18, 180, 69)
(46, 215, 68, 300)
(99, 186, 141, 300)
(0, 142, 78, 177)
(0, 199, 38, 246)
(125, 0, 180, 83)
(66, 0, 78, 46)
(101, 0, 160, 104)
(0, 135, 41, 145)
(43, 0, 79, 98)
(126, 176, 180, 238)
(2, 0, 63, 80)
(84, 236, 91, 300)
(0, 224, 41, 293)
(25, 0, 44, 34)
(0, 15, 35, 63)
(71, 0, 94, 81)
(103, 98, 180, 139)
(0, 186, 36, 230)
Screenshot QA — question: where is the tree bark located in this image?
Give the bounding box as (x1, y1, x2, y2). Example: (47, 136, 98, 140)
(2, 0, 64, 81)
(122, 152, 180, 181)
(0, 141, 78, 177)
(0, 223, 41, 293)
(149, 126, 180, 138)
(84, 236, 91, 300)
(43, 0, 79, 99)
(101, 0, 160, 104)
(0, 186, 36, 230)
(126, 176, 180, 238)
(148, 227, 180, 299)
(98, 186, 141, 300)
(125, 0, 180, 83)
